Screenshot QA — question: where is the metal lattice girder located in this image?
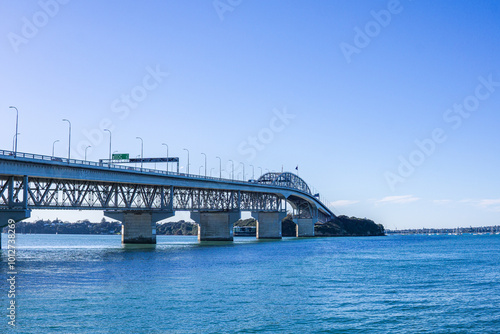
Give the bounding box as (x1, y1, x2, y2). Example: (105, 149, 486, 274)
(0, 177, 172, 211)
(287, 195, 316, 219)
(318, 210, 330, 223)
(0, 176, 28, 209)
(257, 172, 311, 194)
(173, 188, 239, 211)
(240, 192, 281, 211)
(0, 176, 283, 212)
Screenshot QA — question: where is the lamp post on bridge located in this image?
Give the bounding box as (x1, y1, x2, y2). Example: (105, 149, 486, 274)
(52, 140, 59, 157)
(240, 162, 245, 181)
(216, 156, 222, 179)
(136, 137, 143, 169)
(12, 133, 20, 152)
(9, 106, 19, 157)
(228, 159, 234, 180)
(183, 148, 190, 175)
(162, 143, 169, 172)
(104, 129, 112, 163)
(201, 153, 207, 178)
(62, 119, 71, 160)
(84, 145, 91, 161)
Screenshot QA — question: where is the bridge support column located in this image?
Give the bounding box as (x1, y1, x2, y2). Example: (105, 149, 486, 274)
(251, 211, 285, 239)
(191, 211, 240, 242)
(104, 211, 174, 244)
(293, 218, 316, 237)
(0, 209, 31, 249)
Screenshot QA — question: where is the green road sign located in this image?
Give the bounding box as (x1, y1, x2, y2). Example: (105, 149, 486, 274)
(112, 153, 129, 160)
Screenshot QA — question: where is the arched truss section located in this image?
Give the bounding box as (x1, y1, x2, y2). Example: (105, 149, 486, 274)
(257, 172, 311, 194)
(286, 195, 316, 219)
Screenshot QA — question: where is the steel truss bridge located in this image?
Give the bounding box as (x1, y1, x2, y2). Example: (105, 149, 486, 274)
(0, 149, 335, 244)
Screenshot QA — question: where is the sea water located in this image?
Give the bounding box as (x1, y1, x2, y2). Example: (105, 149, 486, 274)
(1, 234, 500, 333)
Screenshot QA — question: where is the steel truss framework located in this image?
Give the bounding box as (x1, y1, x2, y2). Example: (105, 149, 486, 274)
(0, 176, 282, 212)
(257, 172, 311, 194)
(288, 195, 317, 219)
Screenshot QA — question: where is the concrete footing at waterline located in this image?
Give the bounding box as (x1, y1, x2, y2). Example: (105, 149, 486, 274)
(293, 218, 316, 237)
(251, 211, 286, 239)
(191, 211, 241, 242)
(104, 211, 174, 244)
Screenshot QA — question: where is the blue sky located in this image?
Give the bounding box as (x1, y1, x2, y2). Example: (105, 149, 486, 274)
(1, 0, 500, 229)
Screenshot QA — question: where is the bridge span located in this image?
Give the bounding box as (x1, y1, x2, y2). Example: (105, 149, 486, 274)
(0, 150, 335, 247)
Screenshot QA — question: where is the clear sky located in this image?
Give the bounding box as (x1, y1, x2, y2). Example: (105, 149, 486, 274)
(1, 0, 499, 229)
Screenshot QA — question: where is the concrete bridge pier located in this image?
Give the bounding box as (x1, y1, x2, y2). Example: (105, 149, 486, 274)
(251, 211, 285, 239)
(104, 211, 174, 244)
(191, 211, 240, 241)
(0, 209, 31, 249)
(293, 218, 317, 237)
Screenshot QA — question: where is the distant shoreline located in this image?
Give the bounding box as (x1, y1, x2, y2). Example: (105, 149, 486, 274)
(386, 226, 500, 235)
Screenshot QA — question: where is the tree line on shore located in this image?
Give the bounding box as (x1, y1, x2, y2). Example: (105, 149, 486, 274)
(386, 226, 500, 235)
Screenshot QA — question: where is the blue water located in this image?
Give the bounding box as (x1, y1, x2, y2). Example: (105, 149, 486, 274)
(1, 234, 500, 333)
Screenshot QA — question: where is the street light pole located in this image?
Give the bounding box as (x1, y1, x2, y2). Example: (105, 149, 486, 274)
(52, 140, 59, 157)
(216, 156, 222, 179)
(84, 145, 91, 161)
(136, 137, 143, 169)
(183, 149, 190, 175)
(240, 162, 245, 181)
(229, 160, 234, 180)
(9, 107, 19, 156)
(104, 129, 112, 162)
(62, 119, 71, 160)
(162, 143, 169, 172)
(201, 153, 207, 177)
(12, 133, 19, 152)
